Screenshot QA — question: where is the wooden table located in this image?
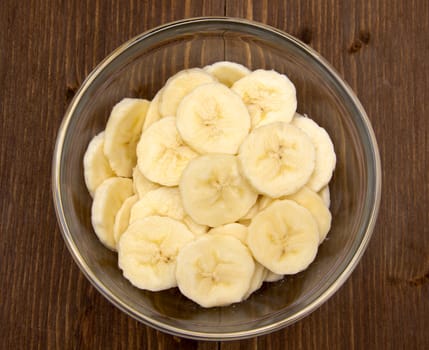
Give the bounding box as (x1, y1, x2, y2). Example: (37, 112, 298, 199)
(1, 1, 427, 348)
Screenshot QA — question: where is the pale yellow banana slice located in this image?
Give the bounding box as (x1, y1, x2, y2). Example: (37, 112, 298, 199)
(159, 68, 216, 117)
(104, 98, 150, 177)
(91, 177, 134, 250)
(142, 88, 164, 131)
(176, 82, 250, 154)
(83, 131, 116, 197)
(238, 122, 316, 197)
(113, 194, 138, 246)
(204, 61, 251, 87)
(132, 166, 159, 198)
(179, 154, 258, 227)
(318, 185, 330, 207)
(285, 186, 332, 243)
(118, 216, 194, 291)
(176, 235, 255, 307)
(292, 114, 336, 192)
(137, 116, 198, 186)
(264, 271, 284, 282)
(208, 223, 248, 245)
(243, 262, 267, 300)
(129, 187, 208, 236)
(232, 69, 297, 128)
(247, 199, 319, 274)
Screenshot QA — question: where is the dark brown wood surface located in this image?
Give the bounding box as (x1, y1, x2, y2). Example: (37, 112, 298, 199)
(0, 0, 427, 349)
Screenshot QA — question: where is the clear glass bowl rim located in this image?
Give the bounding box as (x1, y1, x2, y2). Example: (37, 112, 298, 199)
(52, 16, 382, 340)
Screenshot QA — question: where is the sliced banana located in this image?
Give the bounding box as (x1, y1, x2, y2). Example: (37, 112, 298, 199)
(180, 154, 258, 227)
(208, 223, 248, 245)
(292, 114, 336, 192)
(91, 177, 134, 250)
(176, 235, 255, 307)
(232, 69, 297, 129)
(176, 82, 250, 154)
(113, 194, 138, 246)
(118, 216, 194, 291)
(204, 61, 251, 87)
(238, 122, 316, 197)
(243, 262, 267, 300)
(318, 185, 330, 207)
(247, 199, 319, 275)
(104, 98, 150, 177)
(159, 68, 216, 117)
(129, 187, 208, 236)
(142, 88, 163, 131)
(83, 131, 116, 197)
(285, 186, 332, 243)
(132, 166, 159, 198)
(137, 116, 198, 186)
(264, 271, 284, 282)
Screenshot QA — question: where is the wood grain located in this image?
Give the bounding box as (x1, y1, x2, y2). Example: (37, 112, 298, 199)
(0, 0, 427, 349)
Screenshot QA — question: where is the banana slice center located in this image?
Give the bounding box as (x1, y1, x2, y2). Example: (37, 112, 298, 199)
(196, 100, 223, 138)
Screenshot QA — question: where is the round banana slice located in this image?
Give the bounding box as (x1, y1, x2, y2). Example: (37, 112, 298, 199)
(232, 69, 297, 128)
(285, 186, 332, 243)
(318, 185, 330, 208)
(132, 166, 159, 198)
(247, 199, 319, 275)
(83, 131, 116, 197)
(118, 216, 195, 291)
(243, 262, 267, 300)
(104, 98, 150, 177)
(204, 61, 251, 87)
(176, 235, 255, 307)
(129, 187, 208, 236)
(208, 223, 248, 245)
(113, 194, 138, 246)
(238, 122, 316, 197)
(176, 82, 251, 154)
(137, 116, 198, 186)
(179, 154, 258, 227)
(265, 271, 284, 282)
(292, 114, 336, 192)
(91, 177, 134, 250)
(142, 88, 164, 131)
(159, 68, 216, 117)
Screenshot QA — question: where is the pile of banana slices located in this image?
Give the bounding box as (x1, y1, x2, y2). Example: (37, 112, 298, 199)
(83, 62, 336, 308)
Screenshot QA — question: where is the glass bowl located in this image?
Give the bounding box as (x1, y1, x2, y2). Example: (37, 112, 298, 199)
(52, 17, 381, 340)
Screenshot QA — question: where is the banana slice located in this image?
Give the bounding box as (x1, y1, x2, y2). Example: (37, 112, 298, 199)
(286, 186, 332, 243)
(176, 235, 255, 307)
(104, 98, 150, 177)
(292, 114, 336, 192)
(243, 262, 267, 300)
(247, 199, 319, 274)
(129, 187, 208, 236)
(259, 196, 274, 211)
(159, 68, 216, 117)
(132, 166, 159, 198)
(83, 131, 116, 197)
(318, 185, 330, 207)
(176, 82, 250, 154)
(179, 154, 258, 227)
(142, 88, 164, 131)
(208, 223, 248, 245)
(137, 116, 198, 186)
(265, 271, 284, 282)
(238, 122, 316, 197)
(118, 216, 194, 291)
(232, 69, 297, 128)
(91, 177, 134, 250)
(204, 61, 251, 87)
(113, 194, 138, 246)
